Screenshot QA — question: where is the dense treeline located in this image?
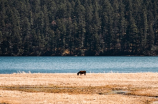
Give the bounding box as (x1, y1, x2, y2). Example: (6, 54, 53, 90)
(0, 0, 158, 56)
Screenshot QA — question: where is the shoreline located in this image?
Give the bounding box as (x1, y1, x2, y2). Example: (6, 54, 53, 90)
(1, 71, 158, 74)
(0, 73, 158, 104)
(0, 73, 158, 86)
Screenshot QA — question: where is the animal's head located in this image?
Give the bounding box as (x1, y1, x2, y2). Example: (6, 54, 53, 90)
(77, 72, 79, 75)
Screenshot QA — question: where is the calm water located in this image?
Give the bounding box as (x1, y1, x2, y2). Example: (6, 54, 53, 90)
(0, 57, 158, 74)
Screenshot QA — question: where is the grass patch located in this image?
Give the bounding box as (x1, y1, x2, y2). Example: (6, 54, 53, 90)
(0, 85, 158, 98)
(0, 85, 111, 94)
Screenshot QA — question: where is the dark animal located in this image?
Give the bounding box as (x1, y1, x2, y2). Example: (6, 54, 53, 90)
(77, 71, 86, 75)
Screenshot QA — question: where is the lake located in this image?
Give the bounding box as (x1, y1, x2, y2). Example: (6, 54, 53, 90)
(0, 57, 158, 74)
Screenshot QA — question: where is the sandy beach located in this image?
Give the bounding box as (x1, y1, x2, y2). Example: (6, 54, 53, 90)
(0, 73, 158, 104)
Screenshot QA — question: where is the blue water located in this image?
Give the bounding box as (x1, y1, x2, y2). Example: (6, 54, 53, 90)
(0, 57, 158, 74)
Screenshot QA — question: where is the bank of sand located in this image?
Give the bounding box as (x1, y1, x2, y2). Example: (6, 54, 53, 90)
(0, 73, 158, 104)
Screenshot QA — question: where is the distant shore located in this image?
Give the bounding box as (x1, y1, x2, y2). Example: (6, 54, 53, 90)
(0, 73, 158, 104)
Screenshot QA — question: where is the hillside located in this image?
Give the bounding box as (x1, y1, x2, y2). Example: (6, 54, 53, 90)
(0, 0, 158, 56)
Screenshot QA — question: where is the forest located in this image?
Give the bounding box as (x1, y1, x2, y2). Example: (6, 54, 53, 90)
(0, 0, 158, 56)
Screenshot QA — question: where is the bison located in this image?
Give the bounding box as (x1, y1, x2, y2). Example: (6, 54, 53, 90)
(77, 71, 86, 75)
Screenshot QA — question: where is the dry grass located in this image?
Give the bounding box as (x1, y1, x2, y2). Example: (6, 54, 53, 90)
(0, 73, 158, 104)
(0, 85, 125, 95)
(0, 84, 158, 97)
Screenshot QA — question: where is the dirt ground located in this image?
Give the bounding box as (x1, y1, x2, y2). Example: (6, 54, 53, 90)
(0, 73, 158, 104)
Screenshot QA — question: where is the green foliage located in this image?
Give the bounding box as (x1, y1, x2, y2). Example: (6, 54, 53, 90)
(0, 0, 158, 56)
